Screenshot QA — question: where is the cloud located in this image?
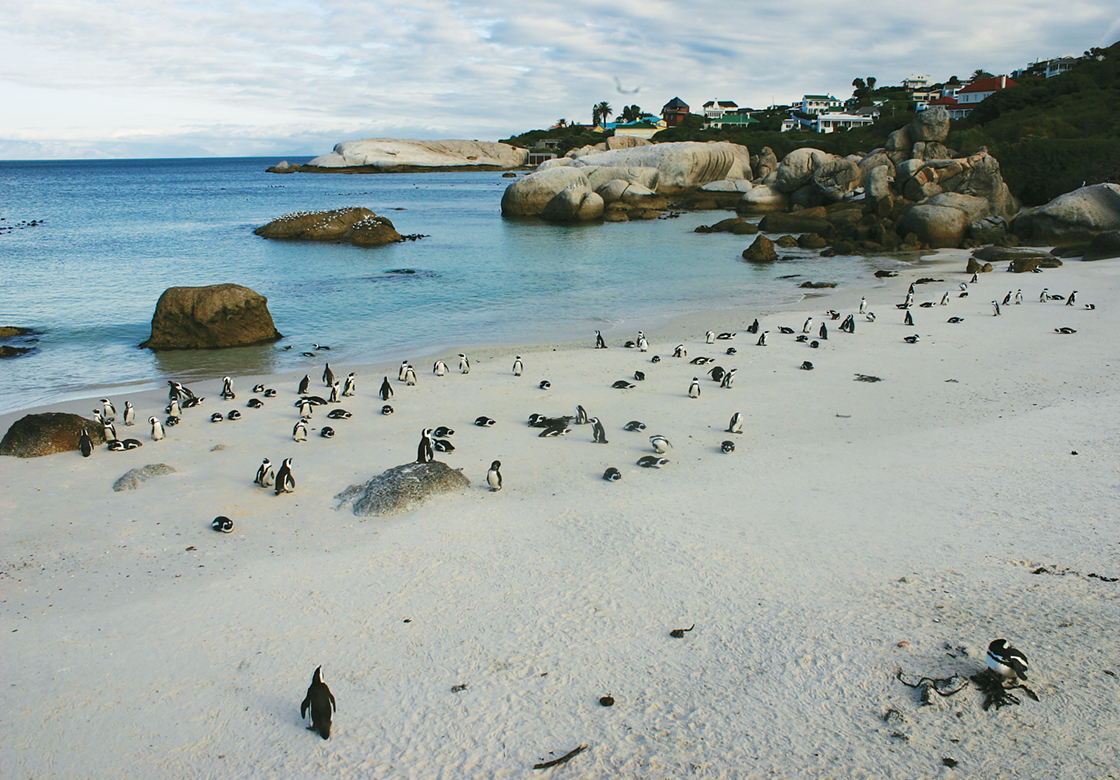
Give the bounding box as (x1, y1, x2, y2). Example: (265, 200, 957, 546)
(1, 0, 1115, 157)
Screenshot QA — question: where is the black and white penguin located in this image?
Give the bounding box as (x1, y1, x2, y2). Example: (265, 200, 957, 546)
(321, 426, 335, 438)
(1039, 288, 1049, 303)
(948, 316, 964, 323)
(595, 330, 608, 349)
(637, 455, 669, 468)
(717, 332, 735, 340)
(100, 398, 117, 422)
(300, 665, 336, 740)
(612, 380, 635, 389)
(603, 467, 622, 482)
(634, 370, 646, 381)
(726, 347, 737, 355)
(826, 309, 841, 320)
(342, 373, 356, 397)
(840, 315, 855, 333)
(801, 361, 814, 371)
(264, 388, 277, 398)
(674, 344, 687, 358)
(689, 356, 711, 365)
(458, 354, 470, 374)
(940, 291, 950, 306)
(637, 334, 649, 352)
(121, 438, 142, 450)
(1014, 289, 1023, 305)
(720, 369, 736, 389)
(323, 363, 335, 387)
(688, 377, 701, 398)
(904, 310, 914, 326)
(1002, 290, 1013, 305)
(121, 401, 135, 426)
(475, 416, 496, 427)
(590, 417, 608, 444)
(298, 375, 310, 395)
(433, 426, 454, 438)
(1066, 290, 1077, 306)
(539, 380, 551, 390)
(326, 409, 351, 420)
(417, 428, 434, 463)
(819, 322, 828, 340)
(721, 440, 735, 453)
(433, 438, 453, 452)
(293, 418, 309, 442)
(903, 290, 914, 308)
(746, 319, 760, 334)
(1055, 327, 1077, 334)
(212, 516, 234, 534)
(574, 405, 589, 424)
(248, 398, 264, 409)
(706, 330, 715, 344)
(379, 377, 394, 401)
(538, 421, 571, 437)
(778, 326, 795, 335)
(275, 458, 295, 495)
(382, 404, 394, 415)
(919, 301, 934, 308)
(314, 343, 331, 351)
(986, 639, 1029, 684)
(809, 340, 819, 348)
(650, 355, 661, 363)
(108, 439, 126, 451)
(211, 412, 224, 423)
(903, 334, 920, 344)
(859, 297, 867, 314)
(708, 366, 726, 383)
(803, 317, 813, 334)
(756, 331, 768, 346)
(255, 458, 274, 487)
(970, 272, 979, 284)
(181, 396, 204, 410)
(149, 416, 165, 441)
(167, 397, 182, 417)
(796, 336, 809, 344)
(102, 416, 118, 443)
(220, 376, 235, 400)
(328, 382, 340, 403)
(298, 398, 313, 418)
(623, 420, 646, 431)
(992, 300, 1001, 316)
(164, 415, 179, 427)
(512, 356, 523, 376)
(650, 434, 672, 453)
(79, 428, 94, 457)
(727, 412, 743, 434)
(433, 360, 448, 376)
(398, 361, 410, 381)
(487, 460, 503, 491)
(253, 383, 266, 393)
(404, 365, 417, 386)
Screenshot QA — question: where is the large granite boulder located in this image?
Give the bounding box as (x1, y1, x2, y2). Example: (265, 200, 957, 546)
(139, 284, 283, 350)
(1083, 230, 1120, 261)
(255, 207, 402, 245)
(812, 157, 864, 203)
(1, 412, 105, 458)
(335, 461, 471, 517)
(606, 135, 652, 150)
(1011, 183, 1120, 245)
(583, 166, 660, 192)
(303, 139, 528, 171)
(736, 185, 789, 214)
(898, 204, 969, 248)
(501, 167, 592, 217)
(911, 106, 950, 142)
(774, 148, 833, 193)
(556, 141, 745, 193)
(751, 147, 779, 181)
(541, 185, 605, 222)
(595, 180, 667, 210)
(742, 235, 779, 262)
(900, 151, 1017, 221)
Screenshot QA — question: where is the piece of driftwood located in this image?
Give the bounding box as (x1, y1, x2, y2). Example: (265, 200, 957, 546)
(533, 744, 588, 770)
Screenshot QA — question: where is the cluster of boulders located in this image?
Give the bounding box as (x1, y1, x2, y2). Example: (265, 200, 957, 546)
(255, 207, 403, 246)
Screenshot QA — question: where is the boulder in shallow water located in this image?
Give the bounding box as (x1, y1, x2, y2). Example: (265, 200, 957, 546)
(742, 235, 779, 262)
(139, 283, 283, 350)
(254, 207, 402, 245)
(0, 412, 105, 458)
(335, 461, 471, 517)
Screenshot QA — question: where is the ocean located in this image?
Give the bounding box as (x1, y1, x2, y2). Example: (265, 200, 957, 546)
(0, 157, 905, 415)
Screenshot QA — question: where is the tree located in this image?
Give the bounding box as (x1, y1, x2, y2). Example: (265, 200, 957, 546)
(619, 104, 644, 122)
(592, 101, 614, 126)
(851, 76, 878, 107)
(971, 69, 995, 81)
(554, 119, 568, 128)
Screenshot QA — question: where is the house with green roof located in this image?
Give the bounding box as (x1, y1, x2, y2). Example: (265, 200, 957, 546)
(707, 114, 759, 130)
(800, 94, 842, 115)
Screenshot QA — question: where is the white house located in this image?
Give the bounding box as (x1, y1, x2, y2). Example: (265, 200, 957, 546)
(903, 74, 932, 90)
(702, 100, 740, 119)
(782, 112, 873, 133)
(955, 75, 1017, 108)
(800, 95, 842, 115)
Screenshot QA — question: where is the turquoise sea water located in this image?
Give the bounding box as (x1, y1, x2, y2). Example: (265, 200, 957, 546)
(0, 157, 902, 415)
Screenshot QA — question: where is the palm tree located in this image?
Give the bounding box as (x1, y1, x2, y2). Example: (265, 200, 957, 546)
(971, 69, 994, 82)
(554, 118, 568, 128)
(592, 101, 614, 126)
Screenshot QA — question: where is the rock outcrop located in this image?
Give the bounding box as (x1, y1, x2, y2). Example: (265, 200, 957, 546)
(255, 207, 403, 246)
(1, 412, 105, 458)
(501, 167, 595, 219)
(1083, 230, 1120, 261)
(139, 284, 283, 350)
(300, 139, 528, 171)
(742, 235, 779, 262)
(548, 141, 748, 193)
(335, 461, 471, 517)
(1011, 183, 1120, 245)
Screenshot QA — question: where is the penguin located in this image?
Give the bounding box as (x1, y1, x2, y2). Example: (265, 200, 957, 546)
(637, 455, 669, 468)
(474, 416, 496, 427)
(298, 398, 313, 418)
(908, 282, 916, 295)
(101, 398, 117, 422)
(903, 291, 914, 308)
(293, 418, 309, 442)
(328, 382, 340, 403)
(986, 639, 1029, 684)
(253, 383, 266, 394)
(705, 330, 715, 344)
(102, 417, 118, 443)
(688, 377, 701, 398)
(603, 467, 622, 482)
(1039, 288, 1049, 303)
(992, 300, 1001, 316)
(1085, 303, 1096, 310)
(650, 434, 672, 453)
(826, 310, 841, 320)
(79, 428, 94, 457)
(707, 366, 726, 383)
(149, 416, 165, 441)
(248, 398, 264, 409)
(1066, 291, 1077, 306)
(746, 319, 760, 334)
(590, 417, 608, 444)
(970, 272, 979, 284)
(574, 405, 589, 424)
(940, 291, 949, 306)
(164, 416, 179, 427)
(300, 665, 336, 740)
(637, 335, 649, 352)
(757, 331, 768, 347)
(1002, 291, 1013, 306)
(719, 369, 737, 388)
(264, 388, 278, 398)
(1055, 327, 1077, 334)
(803, 317, 813, 334)
(486, 460, 503, 491)
(398, 361, 410, 382)
(726, 347, 737, 355)
(721, 440, 735, 453)
(778, 327, 795, 334)
(321, 426, 335, 438)
(122, 401, 135, 426)
(960, 282, 968, 291)
(919, 301, 934, 308)
(210, 412, 224, 423)
(255, 458, 274, 488)
(595, 330, 608, 349)
(108, 440, 126, 451)
(858, 297, 867, 314)
(433, 426, 454, 438)
(904, 310, 914, 326)
(717, 332, 735, 340)
(458, 354, 470, 374)
(342, 373, 356, 396)
(727, 412, 743, 434)
(634, 370, 646, 381)
(650, 355, 661, 363)
(539, 380, 551, 390)
(323, 363, 335, 387)
(948, 317, 964, 323)
(167, 398, 182, 417)
(538, 422, 571, 437)
(1014, 289, 1023, 305)
(121, 438, 142, 450)
(612, 380, 635, 389)
(181, 396, 204, 410)
(673, 345, 687, 358)
(819, 322, 828, 340)
(796, 334, 809, 343)
(211, 516, 234, 533)
(809, 340, 819, 348)
(404, 365, 417, 386)
(903, 335, 920, 343)
(623, 420, 646, 431)
(327, 409, 351, 420)
(512, 356, 523, 376)
(298, 375, 310, 395)
(689, 356, 711, 365)
(314, 343, 330, 351)
(417, 428, 434, 463)
(801, 361, 814, 371)
(275, 458, 295, 495)
(433, 360, 448, 376)
(841, 315, 855, 333)
(432, 438, 453, 452)
(220, 376, 235, 399)
(379, 377, 394, 401)
(382, 405, 394, 415)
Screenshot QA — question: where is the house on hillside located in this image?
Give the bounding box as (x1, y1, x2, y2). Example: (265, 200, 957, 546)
(800, 95, 842, 115)
(903, 74, 933, 90)
(707, 114, 759, 130)
(955, 75, 1017, 111)
(782, 111, 873, 133)
(702, 100, 740, 119)
(927, 95, 968, 121)
(661, 98, 691, 127)
(605, 118, 667, 139)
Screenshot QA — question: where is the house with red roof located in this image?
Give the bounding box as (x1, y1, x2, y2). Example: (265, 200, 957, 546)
(927, 75, 1016, 120)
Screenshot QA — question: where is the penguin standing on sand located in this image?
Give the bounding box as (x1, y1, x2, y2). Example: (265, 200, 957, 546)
(720, 368, 737, 389)
(512, 356, 523, 376)
(904, 310, 914, 326)
(326, 382, 339, 403)
(298, 375, 310, 395)
(220, 376, 235, 399)
(1066, 291, 1077, 306)
(255, 458, 275, 488)
(590, 417, 608, 444)
(167, 397, 182, 417)
(746, 318, 759, 334)
(101, 398, 117, 422)
(1040, 288, 1049, 303)
(859, 297, 867, 314)
(342, 373, 356, 396)
(79, 428, 94, 457)
(1015, 289, 1023, 305)
(986, 639, 1029, 685)
(574, 405, 589, 424)
(149, 416, 165, 441)
(298, 398, 313, 418)
(416, 429, 434, 463)
(323, 363, 335, 387)
(819, 322, 828, 340)
(102, 416, 118, 443)
(404, 365, 417, 386)
(595, 330, 608, 349)
(688, 377, 701, 398)
(637, 333, 649, 352)
(458, 354, 471, 374)
(803, 317, 813, 334)
(293, 418, 309, 442)
(487, 460, 503, 491)
(650, 434, 672, 453)
(275, 458, 295, 495)
(379, 377, 394, 401)
(727, 412, 743, 434)
(757, 331, 768, 346)
(1002, 291, 1013, 305)
(300, 666, 336, 740)
(992, 300, 1002, 316)
(706, 330, 715, 344)
(433, 360, 447, 376)
(398, 361, 410, 382)
(940, 291, 949, 306)
(123, 401, 135, 426)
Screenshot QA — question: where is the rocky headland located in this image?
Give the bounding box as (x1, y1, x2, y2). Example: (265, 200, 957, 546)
(271, 139, 529, 173)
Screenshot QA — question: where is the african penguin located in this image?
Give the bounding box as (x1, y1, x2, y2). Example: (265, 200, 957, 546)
(298, 375, 310, 395)
(416, 429, 434, 463)
(275, 458, 295, 495)
(688, 378, 701, 398)
(986, 639, 1029, 684)
(590, 417, 608, 444)
(486, 460, 503, 491)
(650, 435, 672, 453)
(379, 377, 394, 401)
(512, 356, 523, 376)
(323, 363, 335, 387)
(220, 376, 235, 399)
(458, 354, 470, 374)
(603, 467, 622, 482)
(255, 458, 274, 488)
(79, 428, 94, 457)
(727, 412, 743, 434)
(148, 416, 165, 441)
(300, 666, 336, 740)
(293, 418, 309, 442)
(123, 401, 136, 426)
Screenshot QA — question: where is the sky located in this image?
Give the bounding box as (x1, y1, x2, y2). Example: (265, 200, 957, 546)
(2, 0, 1118, 160)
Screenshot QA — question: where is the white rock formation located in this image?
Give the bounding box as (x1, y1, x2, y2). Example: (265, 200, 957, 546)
(306, 139, 528, 170)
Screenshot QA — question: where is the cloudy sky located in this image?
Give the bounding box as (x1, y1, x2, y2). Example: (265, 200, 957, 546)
(2, 0, 1117, 159)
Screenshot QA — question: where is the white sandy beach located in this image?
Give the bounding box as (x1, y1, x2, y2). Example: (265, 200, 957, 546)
(2, 251, 1119, 779)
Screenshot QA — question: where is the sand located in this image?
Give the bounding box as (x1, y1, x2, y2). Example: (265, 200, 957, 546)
(2, 251, 1119, 779)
